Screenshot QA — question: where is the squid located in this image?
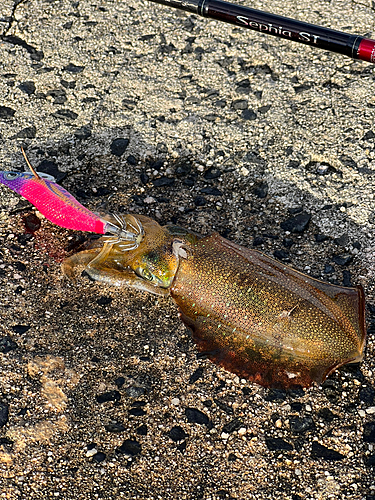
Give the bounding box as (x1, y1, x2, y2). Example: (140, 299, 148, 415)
(62, 214, 366, 389)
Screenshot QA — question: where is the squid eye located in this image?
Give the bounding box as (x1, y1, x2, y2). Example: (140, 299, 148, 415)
(136, 268, 154, 282)
(4, 172, 22, 180)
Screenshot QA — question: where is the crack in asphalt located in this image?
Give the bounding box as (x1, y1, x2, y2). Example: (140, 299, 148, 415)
(0, 0, 43, 60)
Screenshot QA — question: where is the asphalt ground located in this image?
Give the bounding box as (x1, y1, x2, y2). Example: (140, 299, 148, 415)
(1, 0, 375, 499)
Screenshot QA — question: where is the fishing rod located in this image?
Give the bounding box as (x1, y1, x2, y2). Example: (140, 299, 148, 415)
(147, 0, 375, 64)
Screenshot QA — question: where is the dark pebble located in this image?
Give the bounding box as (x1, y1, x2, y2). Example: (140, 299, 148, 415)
(241, 109, 257, 120)
(15, 126, 37, 139)
(48, 88, 67, 104)
(0, 402, 9, 428)
(342, 270, 352, 286)
(116, 439, 141, 456)
(184, 177, 195, 187)
(363, 130, 375, 140)
(194, 196, 206, 207)
(127, 155, 137, 165)
(114, 377, 125, 388)
(365, 454, 375, 466)
(168, 425, 188, 442)
(74, 124, 92, 140)
(252, 236, 264, 247)
(253, 181, 268, 198)
(96, 296, 112, 306)
(280, 212, 311, 233)
(282, 238, 294, 248)
(96, 391, 121, 404)
(175, 160, 192, 176)
(339, 155, 357, 169)
(258, 104, 271, 114)
(290, 402, 303, 412)
(104, 422, 125, 433)
(12, 325, 30, 334)
(52, 109, 78, 120)
(185, 407, 210, 425)
(37, 159, 66, 182)
(110, 138, 130, 157)
(359, 386, 375, 405)
(149, 160, 164, 171)
(0, 336, 18, 354)
(317, 408, 335, 422)
(264, 389, 287, 402)
(129, 407, 146, 416)
(273, 249, 290, 261)
(63, 63, 85, 73)
(24, 213, 41, 233)
(228, 453, 238, 461)
(332, 254, 353, 266)
(289, 416, 315, 433)
(363, 421, 375, 443)
(232, 99, 248, 110)
(177, 441, 187, 453)
(92, 452, 106, 463)
(200, 186, 223, 196)
(204, 166, 222, 179)
(136, 424, 148, 435)
(324, 264, 334, 274)
(152, 177, 175, 187)
(140, 172, 149, 184)
(265, 437, 293, 451)
(314, 234, 329, 243)
(19, 81, 36, 95)
(222, 418, 243, 434)
(214, 399, 233, 415)
(189, 367, 204, 384)
(122, 98, 137, 110)
(334, 233, 349, 247)
(0, 105, 16, 119)
(311, 442, 345, 460)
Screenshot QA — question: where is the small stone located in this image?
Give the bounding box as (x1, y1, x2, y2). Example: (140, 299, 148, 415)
(95, 391, 121, 404)
(96, 296, 112, 306)
(116, 439, 141, 456)
(253, 181, 268, 198)
(265, 437, 293, 451)
(63, 63, 85, 73)
(242, 109, 257, 120)
(273, 249, 290, 261)
(74, 125, 92, 140)
(15, 126, 36, 139)
(238, 427, 247, 436)
(110, 138, 129, 157)
(171, 398, 180, 406)
(366, 407, 375, 415)
(194, 196, 207, 207)
(185, 407, 210, 426)
(12, 325, 30, 335)
(311, 442, 345, 460)
(52, 109, 78, 120)
(332, 254, 353, 266)
(232, 99, 248, 110)
(289, 416, 315, 433)
(222, 418, 243, 434)
(152, 177, 175, 187)
(314, 234, 329, 243)
(24, 213, 41, 233)
(92, 452, 106, 463)
(0, 336, 18, 354)
(86, 448, 98, 457)
(189, 367, 204, 384)
(200, 186, 223, 196)
(168, 426, 188, 442)
(104, 422, 125, 433)
(136, 424, 147, 435)
(203, 166, 221, 179)
(363, 420, 375, 443)
(129, 407, 146, 416)
(317, 408, 335, 422)
(365, 454, 375, 466)
(0, 105, 16, 119)
(324, 264, 334, 274)
(221, 432, 230, 440)
(280, 213, 311, 233)
(252, 237, 264, 247)
(19, 81, 36, 95)
(0, 402, 9, 428)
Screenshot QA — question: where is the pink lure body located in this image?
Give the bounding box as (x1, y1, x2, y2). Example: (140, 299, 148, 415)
(0, 170, 107, 234)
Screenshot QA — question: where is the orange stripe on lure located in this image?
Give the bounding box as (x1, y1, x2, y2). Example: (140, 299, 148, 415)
(0, 148, 144, 248)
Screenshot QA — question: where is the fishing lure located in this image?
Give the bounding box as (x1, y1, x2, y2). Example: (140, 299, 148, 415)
(62, 214, 367, 389)
(0, 149, 144, 250)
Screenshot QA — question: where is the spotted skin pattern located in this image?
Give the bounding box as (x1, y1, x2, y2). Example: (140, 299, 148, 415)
(63, 216, 366, 388)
